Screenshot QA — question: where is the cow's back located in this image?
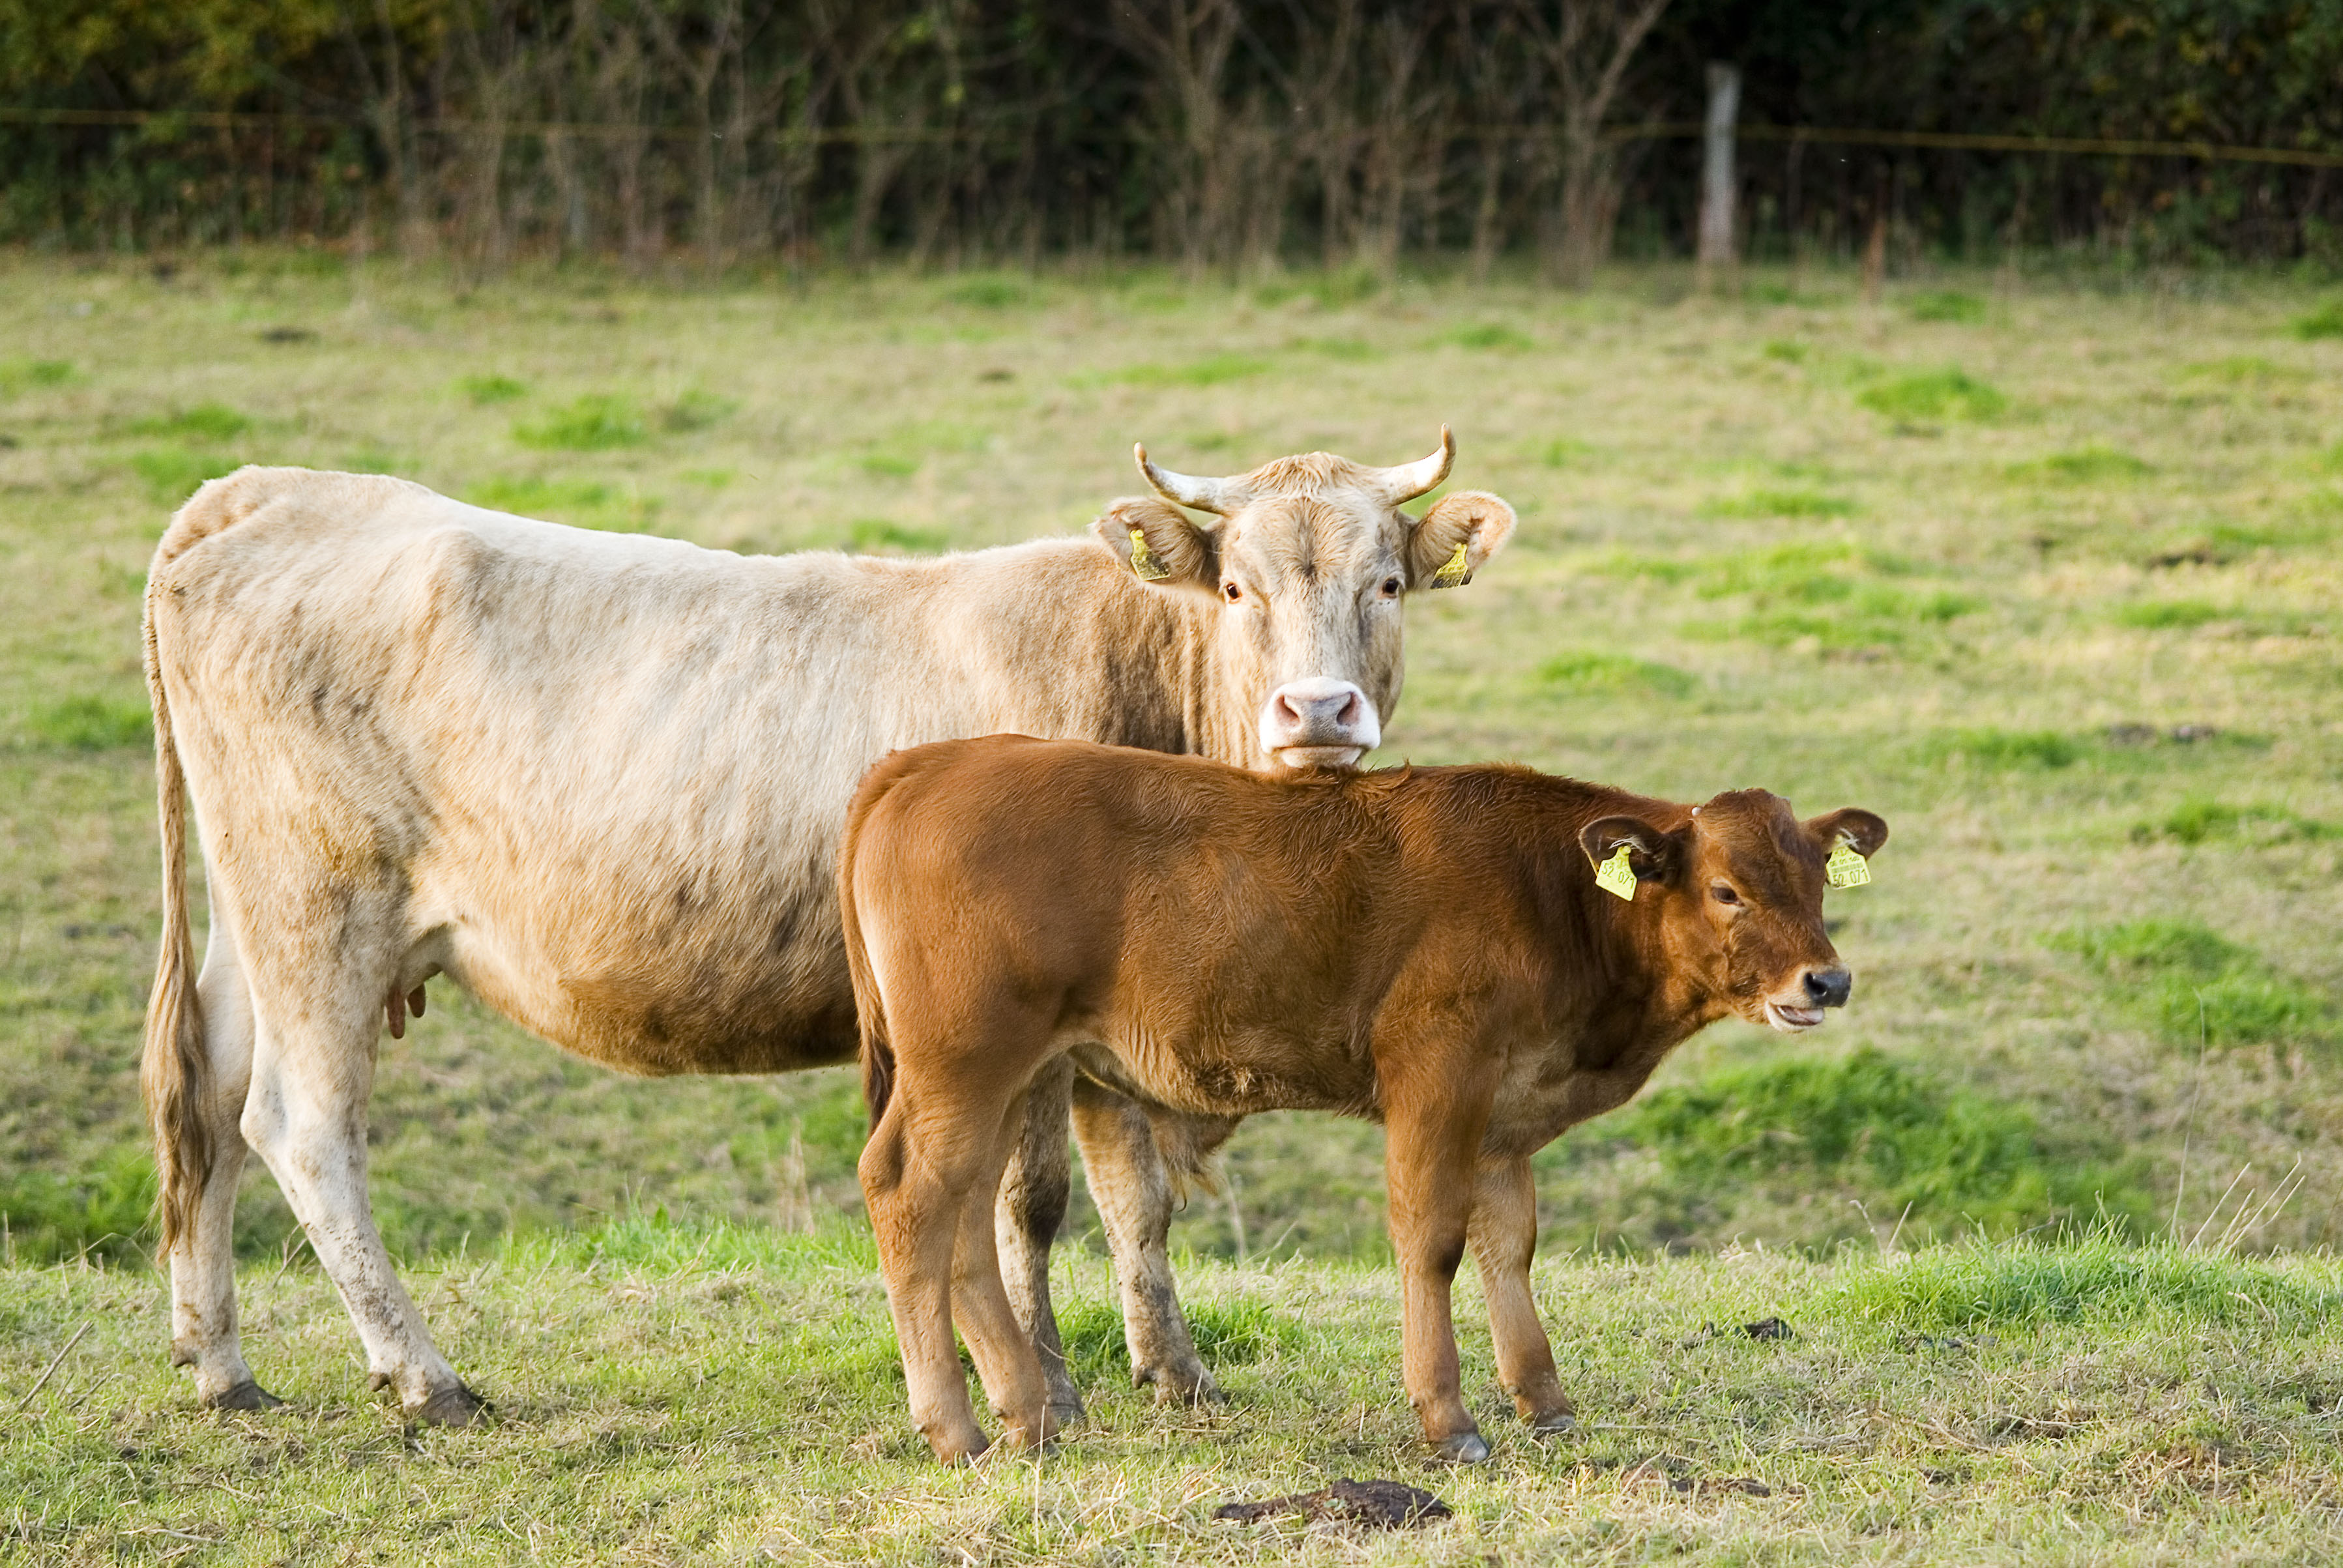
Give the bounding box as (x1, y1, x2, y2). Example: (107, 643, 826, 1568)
(150, 468, 1195, 1075)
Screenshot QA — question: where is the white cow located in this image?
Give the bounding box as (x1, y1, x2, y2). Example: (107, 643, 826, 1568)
(141, 439, 1516, 1423)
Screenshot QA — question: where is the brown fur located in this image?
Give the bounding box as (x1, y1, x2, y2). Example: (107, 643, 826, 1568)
(840, 737, 1887, 1462)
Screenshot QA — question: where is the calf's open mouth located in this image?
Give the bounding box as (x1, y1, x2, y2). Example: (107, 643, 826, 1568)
(1764, 1001, 1826, 1033)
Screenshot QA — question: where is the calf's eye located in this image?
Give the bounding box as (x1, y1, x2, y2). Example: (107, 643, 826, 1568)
(1222, 581, 1243, 603)
(1711, 885, 1741, 905)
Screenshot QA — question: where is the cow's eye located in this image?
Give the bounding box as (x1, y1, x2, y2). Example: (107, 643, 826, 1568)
(1381, 575, 1403, 597)
(1711, 884, 1741, 906)
(1221, 581, 1243, 603)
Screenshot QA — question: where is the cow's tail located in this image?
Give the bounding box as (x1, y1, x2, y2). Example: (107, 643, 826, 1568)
(141, 472, 276, 1262)
(838, 785, 896, 1133)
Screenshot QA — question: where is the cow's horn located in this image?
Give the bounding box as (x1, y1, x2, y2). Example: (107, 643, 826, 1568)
(1135, 443, 1234, 515)
(1373, 426, 1455, 505)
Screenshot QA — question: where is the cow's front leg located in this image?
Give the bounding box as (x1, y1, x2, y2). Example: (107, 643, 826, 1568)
(1469, 1155, 1574, 1434)
(1384, 1085, 1494, 1464)
(1070, 1079, 1236, 1404)
(993, 1057, 1084, 1427)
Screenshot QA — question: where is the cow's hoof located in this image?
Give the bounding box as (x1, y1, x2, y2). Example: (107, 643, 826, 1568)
(1528, 1408, 1578, 1437)
(408, 1383, 489, 1427)
(205, 1380, 285, 1414)
(1431, 1431, 1491, 1465)
(1047, 1399, 1087, 1430)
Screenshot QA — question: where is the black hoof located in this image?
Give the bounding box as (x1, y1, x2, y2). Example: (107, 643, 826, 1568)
(1431, 1430, 1491, 1465)
(206, 1380, 286, 1414)
(409, 1383, 489, 1427)
(1529, 1410, 1578, 1437)
(1047, 1400, 1087, 1430)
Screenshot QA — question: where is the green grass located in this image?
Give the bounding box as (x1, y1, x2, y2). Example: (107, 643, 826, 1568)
(2048, 920, 2335, 1051)
(1708, 487, 1859, 519)
(2291, 298, 2343, 340)
(512, 392, 650, 450)
(10, 1224, 2343, 1563)
(464, 476, 659, 532)
(1537, 650, 1698, 699)
(1446, 322, 1533, 351)
(1904, 289, 1987, 324)
(2007, 445, 2153, 483)
(7, 252, 2343, 1561)
(456, 372, 529, 405)
(1856, 366, 2008, 424)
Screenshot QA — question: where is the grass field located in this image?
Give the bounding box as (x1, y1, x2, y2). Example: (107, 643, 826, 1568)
(11, 1219, 2343, 1564)
(1, 252, 2340, 1560)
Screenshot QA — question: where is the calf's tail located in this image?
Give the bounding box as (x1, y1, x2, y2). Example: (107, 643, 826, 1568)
(837, 786, 895, 1132)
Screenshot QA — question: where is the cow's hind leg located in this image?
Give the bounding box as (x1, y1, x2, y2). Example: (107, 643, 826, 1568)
(239, 978, 480, 1425)
(169, 917, 277, 1410)
(993, 1057, 1084, 1427)
(1070, 1081, 1237, 1404)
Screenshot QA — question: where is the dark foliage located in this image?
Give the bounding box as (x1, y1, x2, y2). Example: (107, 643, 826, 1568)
(2, 2, 2338, 269)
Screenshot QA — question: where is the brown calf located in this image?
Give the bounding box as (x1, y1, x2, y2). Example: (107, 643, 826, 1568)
(839, 737, 1887, 1464)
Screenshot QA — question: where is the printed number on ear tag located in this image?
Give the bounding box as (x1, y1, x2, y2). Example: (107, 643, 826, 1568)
(1128, 527, 1172, 582)
(1429, 538, 1472, 590)
(1826, 842, 1872, 889)
(1595, 845, 1638, 902)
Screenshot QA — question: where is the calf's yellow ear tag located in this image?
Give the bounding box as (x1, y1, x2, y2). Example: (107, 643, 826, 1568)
(1826, 842, 1872, 889)
(1595, 844, 1638, 901)
(1128, 527, 1171, 582)
(1429, 538, 1472, 590)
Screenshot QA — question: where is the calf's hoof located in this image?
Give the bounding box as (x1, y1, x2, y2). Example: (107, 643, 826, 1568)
(408, 1383, 490, 1427)
(1135, 1363, 1225, 1407)
(1431, 1430, 1491, 1465)
(204, 1380, 285, 1414)
(1047, 1397, 1087, 1430)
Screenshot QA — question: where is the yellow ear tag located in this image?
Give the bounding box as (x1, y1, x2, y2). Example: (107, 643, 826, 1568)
(1595, 844, 1638, 901)
(1128, 526, 1171, 582)
(1428, 538, 1472, 590)
(1826, 842, 1872, 889)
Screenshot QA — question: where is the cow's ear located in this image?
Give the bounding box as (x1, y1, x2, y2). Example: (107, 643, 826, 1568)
(1805, 808, 1889, 858)
(1579, 815, 1685, 884)
(1406, 491, 1516, 590)
(1092, 497, 1218, 595)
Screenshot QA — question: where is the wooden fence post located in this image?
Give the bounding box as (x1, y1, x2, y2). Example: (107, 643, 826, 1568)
(1696, 61, 1739, 286)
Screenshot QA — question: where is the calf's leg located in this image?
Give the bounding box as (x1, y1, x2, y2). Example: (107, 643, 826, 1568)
(953, 1102, 1055, 1452)
(1469, 1155, 1574, 1433)
(861, 1095, 992, 1463)
(993, 1058, 1085, 1426)
(1383, 1094, 1491, 1463)
(167, 916, 276, 1410)
(1070, 1079, 1237, 1404)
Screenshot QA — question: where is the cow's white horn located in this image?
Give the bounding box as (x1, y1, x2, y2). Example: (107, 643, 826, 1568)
(1135, 443, 1231, 515)
(1376, 426, 1455, 505)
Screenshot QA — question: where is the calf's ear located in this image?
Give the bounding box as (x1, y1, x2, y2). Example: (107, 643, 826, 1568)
(1092, 497, 1219, 595)
(1805, 808, 1889, 858)
(1579, 815, 1685, 884)
(1406, 491, 1516, 590)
